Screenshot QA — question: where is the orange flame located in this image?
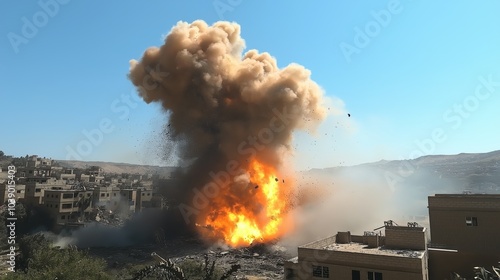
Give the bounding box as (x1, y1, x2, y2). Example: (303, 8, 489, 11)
(199, 159, 288, 247)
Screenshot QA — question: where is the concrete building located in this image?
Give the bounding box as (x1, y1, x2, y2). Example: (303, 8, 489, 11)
(427, 194, 500, 279)
(23, 179, 69, 206)
(75, 166, 105, 183)
(0, 183, 25, 204)
(119, 189, 137, 213)
(284, 224, 428, 280)
(15, 155, 54, 179)
(58, 168, 76, 183)
(43, 189, 93, 224)
(136, 188, 153, 212)
(92, 185, 121, 211)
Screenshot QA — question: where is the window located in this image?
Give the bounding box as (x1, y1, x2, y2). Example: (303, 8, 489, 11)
(313, 266, 322, 277)
(323, 267, 329, 278)
(106, 193, 109, 197)
(368, 272, 383, 280)
(312, 266, 329, 278)
(352, 270, 360, 280)
(466, 217, 478, 226)
(101, 193, 105, 197)
(62, 203, 72, 209)
(63, 193, 73, 199)
(113, 193, 116, 196)
(35, 188, 41, 193)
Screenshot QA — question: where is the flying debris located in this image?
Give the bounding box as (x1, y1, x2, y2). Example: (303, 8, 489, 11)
(128, 20, 330, 247)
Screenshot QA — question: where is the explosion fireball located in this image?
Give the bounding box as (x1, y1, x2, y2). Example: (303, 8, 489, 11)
(200, 159, 287, 247)
(128, 20, 327, 247)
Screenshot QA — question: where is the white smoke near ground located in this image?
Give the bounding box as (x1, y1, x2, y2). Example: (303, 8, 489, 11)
(278, 163, 464, 252)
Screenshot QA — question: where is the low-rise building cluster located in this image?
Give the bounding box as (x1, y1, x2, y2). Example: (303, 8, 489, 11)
(0, 155, 166, 230)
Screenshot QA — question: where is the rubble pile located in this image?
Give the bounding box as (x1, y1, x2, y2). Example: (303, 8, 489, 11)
(171, 244, 288, 279)
(90, 239, 291, 280)
(91, 206, 125, 227)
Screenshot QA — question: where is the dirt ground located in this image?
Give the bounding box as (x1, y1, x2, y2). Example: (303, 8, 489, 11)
(88, 238, 292, 279)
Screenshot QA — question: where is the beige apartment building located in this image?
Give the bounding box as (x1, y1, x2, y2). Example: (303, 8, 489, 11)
(43, 189, 93, 224)
(136, 188, 153, 212)
(15, 155, 54, 178)
(284, 225, 429, 280)
(427, 194, 500, 279)
(0, 183, 25, 204)
(58, 168, 76, 183)
(120, 189, 137, 213)
(92, 185, 121, 210)
(23, 179, 70, 206)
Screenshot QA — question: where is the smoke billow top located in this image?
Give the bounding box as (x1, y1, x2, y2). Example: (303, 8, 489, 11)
(128, 20, 329, 244)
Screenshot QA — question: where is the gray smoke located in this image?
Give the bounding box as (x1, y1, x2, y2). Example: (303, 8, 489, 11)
(128, 20, 329, 239)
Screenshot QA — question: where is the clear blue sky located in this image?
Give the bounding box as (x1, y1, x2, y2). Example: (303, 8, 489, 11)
(1, 0, 499, 170)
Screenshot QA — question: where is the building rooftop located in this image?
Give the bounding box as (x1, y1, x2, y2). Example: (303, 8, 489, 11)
(432, 193, 500, 198)
(323, 242, 425, 258)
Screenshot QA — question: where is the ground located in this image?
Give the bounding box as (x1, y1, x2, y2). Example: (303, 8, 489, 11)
(88, 238, 290, 279)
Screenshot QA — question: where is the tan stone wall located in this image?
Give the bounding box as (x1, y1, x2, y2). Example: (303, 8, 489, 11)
(287, 259, 425, 280)
(429, 195, 500, 211)
(428, 195, 500, 254)
(298, 248, 424, 274)
(301, 235, 337, 249)
(385, 226, 427, 250)
(336, 232, 351, 244)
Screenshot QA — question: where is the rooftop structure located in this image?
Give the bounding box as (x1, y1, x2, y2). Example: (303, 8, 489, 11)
(285, 224, 428, 280)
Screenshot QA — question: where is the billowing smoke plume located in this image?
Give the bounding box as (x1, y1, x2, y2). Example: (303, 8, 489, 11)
(128, 20, 328, 243)
(129, 20, 326, 165)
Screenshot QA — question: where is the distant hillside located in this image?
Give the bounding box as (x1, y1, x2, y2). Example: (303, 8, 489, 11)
(311, 150, 500, 188)
(303, 150, 500, 217)
(55, 160, 177, 176)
